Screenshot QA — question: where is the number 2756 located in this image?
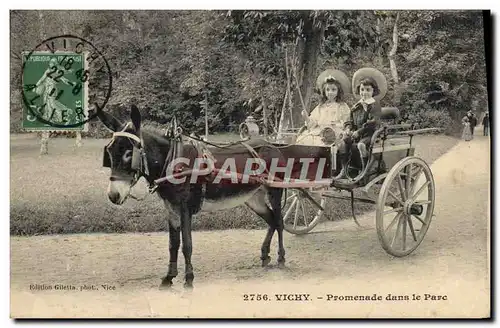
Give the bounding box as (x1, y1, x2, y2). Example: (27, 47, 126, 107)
(243, 294, 269, 301)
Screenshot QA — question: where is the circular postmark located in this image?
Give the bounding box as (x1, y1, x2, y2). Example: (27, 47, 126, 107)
(22, 34, 113, 128)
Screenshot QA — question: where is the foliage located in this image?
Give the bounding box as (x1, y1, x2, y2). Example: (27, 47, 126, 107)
(396, 11, 487, 119)
(406, 108, 454, 131)
(10, 10, 489, 136)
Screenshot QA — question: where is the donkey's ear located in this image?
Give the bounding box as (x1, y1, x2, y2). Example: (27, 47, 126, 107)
(130, 104, 141, 132)
(97, 110, 122, 132)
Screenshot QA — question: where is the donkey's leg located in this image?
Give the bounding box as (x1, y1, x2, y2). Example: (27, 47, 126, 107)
(269, 188, 286, 268)
(246, 189, 275, 267)
(180, 204, 194, 289)
(160, 218, 181, 289)
(260, 226, 275, 267)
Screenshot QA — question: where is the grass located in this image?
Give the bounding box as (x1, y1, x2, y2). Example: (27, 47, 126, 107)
(10, 132, 459, 236)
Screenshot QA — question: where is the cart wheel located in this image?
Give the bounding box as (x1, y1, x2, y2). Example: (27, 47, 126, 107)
(282, 188, 325, 235)
(376, 156, 435, 257)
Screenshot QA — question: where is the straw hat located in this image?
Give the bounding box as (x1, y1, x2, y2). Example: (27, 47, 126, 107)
(315, 69, 351, 96)
(352, 67, 388, 101)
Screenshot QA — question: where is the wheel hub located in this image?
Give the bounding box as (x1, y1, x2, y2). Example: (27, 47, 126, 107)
(403, 200, 423, 216)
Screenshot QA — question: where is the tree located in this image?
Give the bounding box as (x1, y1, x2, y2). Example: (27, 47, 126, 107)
(10, 10, 488, 137)
(397, 10, 487, 124)
(223, 10, 385, 132)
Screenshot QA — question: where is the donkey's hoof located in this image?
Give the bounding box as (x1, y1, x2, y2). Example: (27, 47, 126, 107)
(277, 261, 286, 269)
(159, 277, 173, 290)
(183, 282, 194, 289)
(159, 282, 172, 290)
(261, 256, 272, 267)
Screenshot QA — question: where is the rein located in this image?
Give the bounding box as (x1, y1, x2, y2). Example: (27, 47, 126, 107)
(182, 130, 297, 151)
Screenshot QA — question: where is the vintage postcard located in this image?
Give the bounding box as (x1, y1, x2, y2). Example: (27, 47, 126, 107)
(9, 9, 491, 318)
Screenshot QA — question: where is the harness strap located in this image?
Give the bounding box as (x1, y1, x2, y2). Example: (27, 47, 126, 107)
(240, 141, 263, 162)
(240, 141, 272, 181)
(189, 137, 217, 164)
(186, 137, 212, 203)
(112, 131, 141, 144)
(157, 128, 185, 186)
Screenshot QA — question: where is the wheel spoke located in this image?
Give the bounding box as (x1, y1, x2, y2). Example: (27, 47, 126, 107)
(408, 167, 423, 196)
(384, 207, 404, 215)
(300, 190, 324, 211)
(300, 198, 308, 226)
(410, 181, 430, 202)
(304, 194, 323, 213)
(385, 211, 403, 233)
(283, 197, 298, 222)
(413, 214, 427, 226)
(414, 200, 432, 206)
(391, 215, 404, 248)
(411, 166, 423, 179)
(397, 174, 407, 201)
(405, 164, 412, 200)
(387, 189, 404, 206)
(402, 214, 407, 251)
(293, 197, 300, 229)
(407, 215, 418, 241)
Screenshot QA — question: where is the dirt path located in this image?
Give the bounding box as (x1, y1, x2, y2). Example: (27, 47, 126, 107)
(10, 134, 490, 318)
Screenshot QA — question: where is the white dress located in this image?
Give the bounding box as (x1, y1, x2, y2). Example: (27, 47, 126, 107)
(296, 101, 350, 146)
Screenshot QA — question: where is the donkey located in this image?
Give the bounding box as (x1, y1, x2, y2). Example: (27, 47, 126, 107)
(98, 105, 292, 289)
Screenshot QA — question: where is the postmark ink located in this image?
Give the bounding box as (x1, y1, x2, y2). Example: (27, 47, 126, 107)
(21, 34, 113, 129)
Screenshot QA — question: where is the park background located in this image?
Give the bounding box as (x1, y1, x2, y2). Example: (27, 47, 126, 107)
(9, 10, 490, 236)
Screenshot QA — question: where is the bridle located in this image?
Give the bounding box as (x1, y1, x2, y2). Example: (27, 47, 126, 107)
(102, 118, 184, 200)
(103, 123, 151, 193)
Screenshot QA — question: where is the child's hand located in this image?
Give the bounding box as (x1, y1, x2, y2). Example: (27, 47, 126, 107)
(352, 131, 359, 139)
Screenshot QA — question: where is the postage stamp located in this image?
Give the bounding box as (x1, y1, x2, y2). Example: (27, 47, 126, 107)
(21, 35, 113, 131)
(22, 50, 88, 131)
(9, 10, 491, 319)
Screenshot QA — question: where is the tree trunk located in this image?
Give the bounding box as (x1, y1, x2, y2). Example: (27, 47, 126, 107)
(261, 97, 268, 137)
(277, 46, 293, 137)
(40, 132, 49, 155)
(290, 14, 325, 128)
(204, 91, 209, 141)
(38, 11, 49, 155)
(75, 131, 83, 148)
(388, 12, 402, 105)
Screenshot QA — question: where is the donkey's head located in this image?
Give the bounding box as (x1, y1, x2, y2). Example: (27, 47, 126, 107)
(99, 105, 145, 205)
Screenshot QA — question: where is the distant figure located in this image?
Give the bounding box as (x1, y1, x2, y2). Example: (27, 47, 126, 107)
(467, 111, 478, 136)
(482, 112, 489, 136)
(462, 116, 472, 141)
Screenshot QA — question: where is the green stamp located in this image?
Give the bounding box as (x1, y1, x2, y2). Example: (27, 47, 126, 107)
(22, 51, 88, 131)
(21, 35, 113, 131)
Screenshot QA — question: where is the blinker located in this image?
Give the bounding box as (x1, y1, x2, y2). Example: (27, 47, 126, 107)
(131, 147, 142, 171)
(103, 146, 111, 168)
(103, 144, 143, 172)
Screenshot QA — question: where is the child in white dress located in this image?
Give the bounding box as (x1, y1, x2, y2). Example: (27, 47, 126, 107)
(296, 73, 350, 146)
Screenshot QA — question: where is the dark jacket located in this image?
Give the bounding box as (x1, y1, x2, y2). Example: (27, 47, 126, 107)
(469, 115, 478, 127)
(482, 115, 489, 127)
(344, 100, 382, 140)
